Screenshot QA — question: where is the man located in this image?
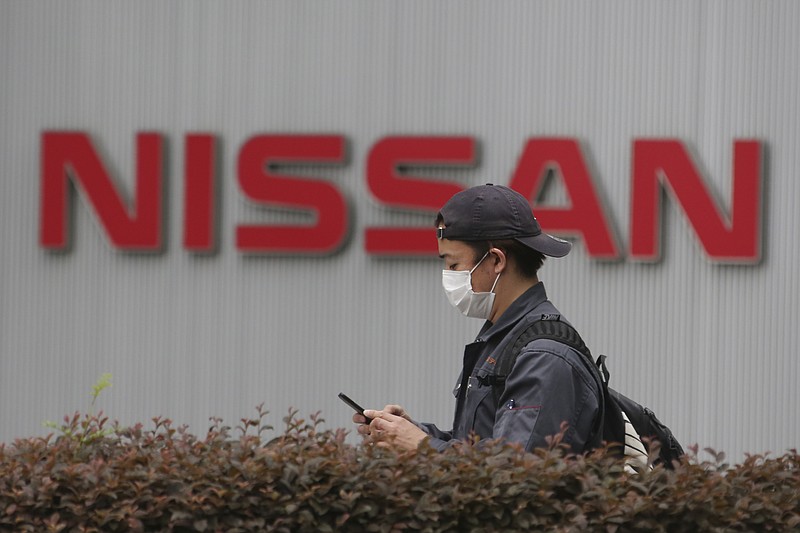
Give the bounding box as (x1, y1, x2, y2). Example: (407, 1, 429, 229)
(354, 183, 601, 454)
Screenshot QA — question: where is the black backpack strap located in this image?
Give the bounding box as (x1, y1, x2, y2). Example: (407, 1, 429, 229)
(487, 315, 606, 450)
(480, 317, 544, 394)
(490, 314, 592, 391)
(596, 354, 611, 383)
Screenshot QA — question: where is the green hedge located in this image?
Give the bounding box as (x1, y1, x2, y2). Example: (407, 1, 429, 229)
(1, 407, 798, 532)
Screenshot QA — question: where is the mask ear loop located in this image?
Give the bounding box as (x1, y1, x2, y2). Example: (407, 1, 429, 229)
(468, 251, 490, 274)
(489, 269, 501, 293)
(487, 247, 502, 293)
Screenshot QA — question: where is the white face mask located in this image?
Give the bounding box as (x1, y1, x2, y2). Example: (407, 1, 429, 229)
(442, 251, 502, 319)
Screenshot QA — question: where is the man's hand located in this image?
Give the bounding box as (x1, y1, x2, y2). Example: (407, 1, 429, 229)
(353, 404, 427, 451)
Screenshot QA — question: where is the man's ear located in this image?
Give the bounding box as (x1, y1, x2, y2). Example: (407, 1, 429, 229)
(489, 247, 507, 273)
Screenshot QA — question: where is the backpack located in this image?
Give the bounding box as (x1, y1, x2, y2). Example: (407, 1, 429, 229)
(490, 315, 684, 469)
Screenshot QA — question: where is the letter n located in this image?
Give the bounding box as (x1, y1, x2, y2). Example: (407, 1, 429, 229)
(631, 140, 762, 263)
(40, 132, 164, 251)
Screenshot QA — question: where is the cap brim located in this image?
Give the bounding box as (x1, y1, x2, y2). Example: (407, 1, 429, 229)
(516, 233, 572, 258)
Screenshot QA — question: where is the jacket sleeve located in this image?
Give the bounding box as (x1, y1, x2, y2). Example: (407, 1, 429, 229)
(413, 422, 456, 451)
(490, 340, 600, 453)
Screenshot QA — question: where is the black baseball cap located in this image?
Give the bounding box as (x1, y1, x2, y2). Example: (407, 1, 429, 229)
(436, 184, 571, 258)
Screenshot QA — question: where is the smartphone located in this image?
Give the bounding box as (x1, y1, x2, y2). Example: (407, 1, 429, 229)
(338, 392, 373, 423)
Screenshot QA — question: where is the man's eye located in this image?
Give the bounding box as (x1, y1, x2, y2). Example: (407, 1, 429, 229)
(449, 264, 458, 270)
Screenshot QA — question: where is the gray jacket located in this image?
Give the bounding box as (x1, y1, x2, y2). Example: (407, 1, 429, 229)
(418, 283, 601, 453)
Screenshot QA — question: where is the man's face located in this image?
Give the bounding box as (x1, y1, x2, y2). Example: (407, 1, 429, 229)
(437, 238, 496, 293)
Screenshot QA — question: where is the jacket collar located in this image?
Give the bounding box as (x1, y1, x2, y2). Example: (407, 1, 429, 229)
(475, 282, 549, 343)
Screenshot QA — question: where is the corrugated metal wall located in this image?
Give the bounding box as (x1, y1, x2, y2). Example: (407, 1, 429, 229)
(1, 0, 798, 462)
